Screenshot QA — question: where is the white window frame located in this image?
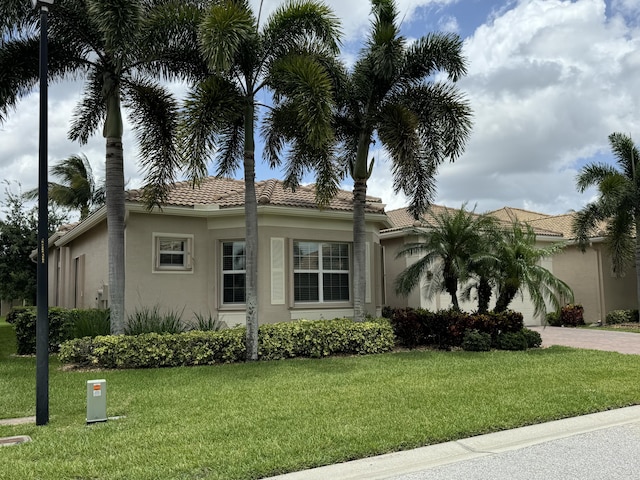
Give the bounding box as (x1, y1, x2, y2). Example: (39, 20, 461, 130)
(152, 233, 194, 273)
(293, 241, 350, 303)
(221, 240, 246, 305)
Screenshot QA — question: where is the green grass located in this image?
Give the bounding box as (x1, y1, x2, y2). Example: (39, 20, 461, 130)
(1, 318, 639, 480)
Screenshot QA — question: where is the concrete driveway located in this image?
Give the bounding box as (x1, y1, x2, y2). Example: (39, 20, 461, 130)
(529, 326, 640, 355)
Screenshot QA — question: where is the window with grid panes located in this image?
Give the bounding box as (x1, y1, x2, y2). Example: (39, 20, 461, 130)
(222, 241, 246, 303)
(293, 241, 349, 302)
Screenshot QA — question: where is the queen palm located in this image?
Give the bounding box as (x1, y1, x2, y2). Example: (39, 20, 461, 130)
(179, 0, 340, 360)
(573, 132, 640, 310)
(394, 206, 497, 310)
(336, 0, 472, 321)
(492, 222, 573, 317)
(24, 154, 105, 220)
(0, 0, 203, 333)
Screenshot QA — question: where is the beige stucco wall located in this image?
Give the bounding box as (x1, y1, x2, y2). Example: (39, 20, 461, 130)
(49, 220, 109, 309)
(50, 205, 386, 328)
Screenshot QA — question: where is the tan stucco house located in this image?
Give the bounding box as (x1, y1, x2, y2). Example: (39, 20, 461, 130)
(380, 206, 638, 325)
(46, 177, 391, 326)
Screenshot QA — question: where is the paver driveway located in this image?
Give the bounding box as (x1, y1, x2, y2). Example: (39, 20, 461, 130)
(529, 326, 640, 355)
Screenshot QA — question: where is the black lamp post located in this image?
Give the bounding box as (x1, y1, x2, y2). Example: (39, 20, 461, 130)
(33, 0, 54, 427)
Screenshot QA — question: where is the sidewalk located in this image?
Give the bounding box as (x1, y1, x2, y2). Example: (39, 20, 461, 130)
(265, 328, 640, 480)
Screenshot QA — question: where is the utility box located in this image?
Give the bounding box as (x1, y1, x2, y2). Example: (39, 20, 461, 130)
(86, 379, 107, 424)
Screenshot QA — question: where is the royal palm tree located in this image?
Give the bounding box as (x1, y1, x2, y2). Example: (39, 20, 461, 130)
(394, 206, 497, 310)
(179, 0, 340, 360)
(492, 222, 573, 317)
(24, 154, 104, 220)
(573, 132, 640, 310)
(0, 0, 203, 333)
(335, 0, 472, 321)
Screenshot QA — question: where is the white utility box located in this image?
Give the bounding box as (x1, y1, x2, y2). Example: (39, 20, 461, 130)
(86, 379, 107, 424)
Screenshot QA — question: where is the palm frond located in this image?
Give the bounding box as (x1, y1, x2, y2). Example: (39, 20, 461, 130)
(178, 75, 245, 183)
(575, 162, 620, 193)
(87, 0, 142, 63)
(401, 32, 467, 84)
(69, 70, 106, 144)
(123, 79, 181, 208)
(198, 0, 257, 74)
(609, 132, 640, 180)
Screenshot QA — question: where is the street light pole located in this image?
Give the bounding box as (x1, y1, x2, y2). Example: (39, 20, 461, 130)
(33, 0, 54, 427)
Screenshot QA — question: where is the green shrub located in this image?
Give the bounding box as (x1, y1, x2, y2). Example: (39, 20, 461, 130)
(125, 305, 186, 335)
(605, 309, 639, 324)
(13, 306, 74, 355)
(559, 304, 584, 327)
(496, 331, 529, 351)
(461, 329, 491, 352)
(60, 318, 395, 369)
(68, 309, 111, 338)
(521, 328, 542, 348)
(545, 311, 561, 326)
(6, 306, 31, 325)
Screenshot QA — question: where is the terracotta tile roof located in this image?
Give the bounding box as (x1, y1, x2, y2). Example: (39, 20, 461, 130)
(486, 207, 551, 223)
(383, 205, 564, 237)
(126, 177, 385, 213)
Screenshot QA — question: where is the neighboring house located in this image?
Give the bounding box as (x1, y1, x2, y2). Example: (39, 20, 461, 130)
(46, 177, 391, 327)
(380, 206, 638, 325)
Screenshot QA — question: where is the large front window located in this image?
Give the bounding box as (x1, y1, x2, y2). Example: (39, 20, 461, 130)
(293, 241, 350, 302)
(222, 241, 245, 304)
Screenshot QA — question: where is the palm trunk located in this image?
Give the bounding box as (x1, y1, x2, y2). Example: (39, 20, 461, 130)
(244, 101, 259, 361)
(477, 276, 491, 313)
(353, 177, 367, 322)
(352, 132, 371, 322)
(494, 283, 518, 313)
(105, 136, 125, 334)
(443, 271, 459, 310)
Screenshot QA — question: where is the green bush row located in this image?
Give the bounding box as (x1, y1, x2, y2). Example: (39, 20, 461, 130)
(59, 318, 396, 369)
(605, 309, 639, 325)
(461, 328, 541, 352)
(386, 307, 526, 349)
(10, 306, 110, 355)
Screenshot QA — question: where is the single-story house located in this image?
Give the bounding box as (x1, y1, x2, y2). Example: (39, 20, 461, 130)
(46, 177, 391, 327)
(380, 205, 638, 325)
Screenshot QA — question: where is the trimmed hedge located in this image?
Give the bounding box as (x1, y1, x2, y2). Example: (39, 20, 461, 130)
(59, 318, 396, 369)
(386, 307, 524, 349)
(11, 307, 111, 355)
(13, 307, 73, 355)
(605, 309, 639, 325)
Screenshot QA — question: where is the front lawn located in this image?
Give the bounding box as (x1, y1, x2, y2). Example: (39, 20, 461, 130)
(1, 318, 639, 480)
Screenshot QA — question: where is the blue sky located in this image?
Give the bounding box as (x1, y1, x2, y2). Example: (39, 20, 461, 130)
(1, 0, 639, 218)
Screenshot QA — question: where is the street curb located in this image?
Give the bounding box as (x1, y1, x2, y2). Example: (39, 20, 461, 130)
(262, 405, 640, 480)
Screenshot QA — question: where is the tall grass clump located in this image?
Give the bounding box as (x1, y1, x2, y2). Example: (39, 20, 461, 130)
(190, 312, 224, 331)
(69, 309, 111, 338)
(125, 305, 185, 335)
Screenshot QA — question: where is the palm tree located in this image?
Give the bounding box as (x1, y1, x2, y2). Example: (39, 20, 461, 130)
(334, 0, 472, 321)
(0, 0, 202, 333)
(24, 154, 105, 220)
(573, 132, 640, 311)
(394, 206, 497, 310)
(179, 0, 340, 360)
(492, 222, 573, 317)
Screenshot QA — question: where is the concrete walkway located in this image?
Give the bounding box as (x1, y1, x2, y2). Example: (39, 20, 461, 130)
(530, 325, 640, 355)
(264, 328, 640, 480)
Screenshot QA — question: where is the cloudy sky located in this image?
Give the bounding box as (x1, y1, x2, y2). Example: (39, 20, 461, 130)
(1, 0, 639, 219)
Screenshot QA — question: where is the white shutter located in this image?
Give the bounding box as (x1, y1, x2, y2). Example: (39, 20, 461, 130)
(271, 238, 285, 305)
